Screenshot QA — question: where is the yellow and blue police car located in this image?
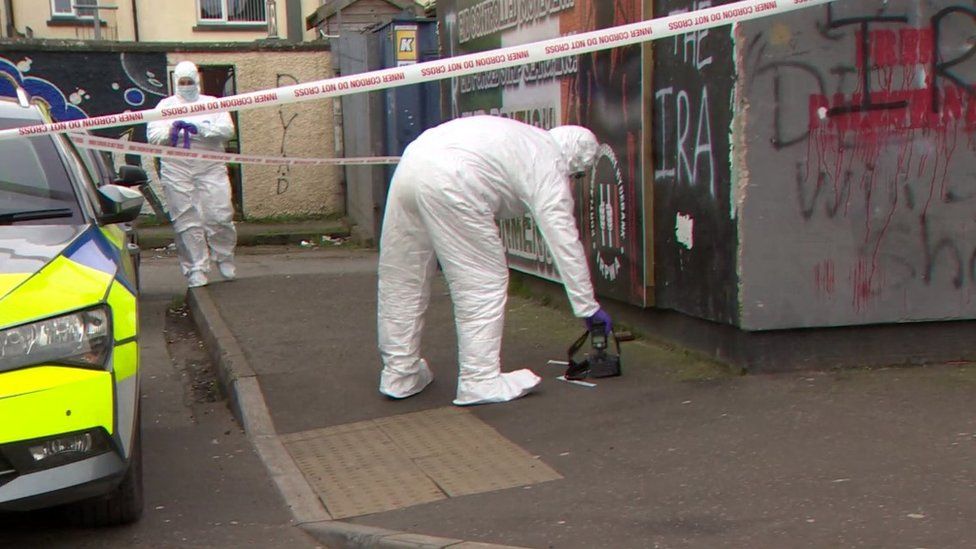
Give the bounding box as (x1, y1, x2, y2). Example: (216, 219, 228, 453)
(0, 89, 146, 526)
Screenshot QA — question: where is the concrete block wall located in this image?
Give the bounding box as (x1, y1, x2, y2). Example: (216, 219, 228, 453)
(734, 0, 976, 329)
(652, 0, 976, 331)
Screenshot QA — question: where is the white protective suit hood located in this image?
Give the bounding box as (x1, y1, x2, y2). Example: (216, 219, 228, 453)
(548, 125, 599, 176)
(174, 61, 201, 103)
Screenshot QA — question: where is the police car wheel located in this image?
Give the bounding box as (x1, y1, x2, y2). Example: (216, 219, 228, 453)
(65, 416, 144, 527)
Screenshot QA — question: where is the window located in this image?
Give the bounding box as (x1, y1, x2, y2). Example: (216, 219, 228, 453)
(198, 0, 266, 24)
(0, 119, 82, 223)
(51, 0, 97, 18)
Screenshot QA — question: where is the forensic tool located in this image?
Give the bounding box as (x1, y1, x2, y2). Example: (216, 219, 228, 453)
(564, 321, 628, 381)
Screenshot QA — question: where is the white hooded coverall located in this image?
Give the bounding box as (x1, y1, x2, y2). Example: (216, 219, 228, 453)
(147, 61, 237, 285)
(377, 116, 601, 406)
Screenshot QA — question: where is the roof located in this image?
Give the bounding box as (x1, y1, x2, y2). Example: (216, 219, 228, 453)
(305, 0, 425, 29)
(416, 0, 435, 16)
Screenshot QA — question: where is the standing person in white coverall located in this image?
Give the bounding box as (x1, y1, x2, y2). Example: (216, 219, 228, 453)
(147, 61, 237, 288)
(377, 115, 613, 406)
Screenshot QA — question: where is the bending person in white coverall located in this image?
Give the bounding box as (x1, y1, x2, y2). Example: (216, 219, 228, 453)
(377, 115, 613, 406)
(147, 61, 237, 288)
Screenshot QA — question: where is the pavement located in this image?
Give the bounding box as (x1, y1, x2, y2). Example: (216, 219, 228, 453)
(144, 223, 976, 549)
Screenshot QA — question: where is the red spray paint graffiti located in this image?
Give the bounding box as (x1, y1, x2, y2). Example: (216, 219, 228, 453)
(802, 13, 976, 312)
(813, 258, 836, 296)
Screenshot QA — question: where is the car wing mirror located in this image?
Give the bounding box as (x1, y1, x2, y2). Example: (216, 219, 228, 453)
(113, 165, 149, 187)
(97, 184, 145, 225)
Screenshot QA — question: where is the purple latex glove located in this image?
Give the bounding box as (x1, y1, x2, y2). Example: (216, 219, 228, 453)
(180, 123, 197, 148)
(168, 122, 182, 147)
(170, 121, 198, 149)
(584, 308, 612, 334)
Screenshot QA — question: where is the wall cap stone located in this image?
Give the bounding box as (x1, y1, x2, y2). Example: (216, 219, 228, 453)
(0, 38, 331, 53)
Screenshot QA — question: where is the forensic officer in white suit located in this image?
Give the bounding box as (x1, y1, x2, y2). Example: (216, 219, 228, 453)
(147, 60, 237, 288)
(377, 115, 613, 406)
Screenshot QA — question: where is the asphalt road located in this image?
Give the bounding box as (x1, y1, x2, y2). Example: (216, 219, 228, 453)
(0, 251, 320, 549)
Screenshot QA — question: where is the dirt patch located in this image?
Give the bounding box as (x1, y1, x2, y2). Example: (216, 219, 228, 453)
(164, 299, 221, 404)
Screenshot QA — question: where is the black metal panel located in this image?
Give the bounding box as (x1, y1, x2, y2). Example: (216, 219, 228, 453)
(652, 0, 738, 324)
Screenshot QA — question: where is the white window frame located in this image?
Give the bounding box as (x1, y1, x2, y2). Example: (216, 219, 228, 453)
(196, 0, 267, 25)
(50, 0, 97, 19)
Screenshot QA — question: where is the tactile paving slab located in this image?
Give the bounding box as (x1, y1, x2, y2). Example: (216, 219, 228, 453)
(281, 407, 562, 518)
(375, 407, 563, 497)
(283, 422, 445, 518)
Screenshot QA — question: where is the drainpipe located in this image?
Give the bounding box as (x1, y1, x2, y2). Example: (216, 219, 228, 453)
(4, 0, 16, 38)
(266, 0, 279, 39)
(130, 0, 140, 41)
(285, 0, 301, 42)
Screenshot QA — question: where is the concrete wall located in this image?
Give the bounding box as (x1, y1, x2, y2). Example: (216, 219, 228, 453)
(8, 1, 137, 41)
(649, 0, 976, 331)
(134, 0, 277, 42)
(735, 0, 976, 330)
(168, 50, 339, 218)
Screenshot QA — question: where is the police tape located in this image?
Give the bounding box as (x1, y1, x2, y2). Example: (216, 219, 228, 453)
(0, 0, 834, 141)
(69, 133, 401, 166)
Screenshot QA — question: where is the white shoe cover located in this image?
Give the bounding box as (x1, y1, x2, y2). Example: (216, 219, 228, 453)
(453, 369, 542, 406)
(218, 262, 236, 280)
(187, 271, 208, 288)
(379, 359, 433, 399)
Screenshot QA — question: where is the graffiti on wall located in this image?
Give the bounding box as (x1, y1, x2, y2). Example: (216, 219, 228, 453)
(741, 0, 976, 328)
(568, 0, 644, 305)
(275, 72, 302, 196)
(655, 0, 716, 195)
(0, 52, 166, 134)
(653, 0, 738, 324)
(440, 0, 647, 306)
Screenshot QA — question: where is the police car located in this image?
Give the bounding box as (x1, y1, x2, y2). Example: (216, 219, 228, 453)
(0, 88, 146, 526)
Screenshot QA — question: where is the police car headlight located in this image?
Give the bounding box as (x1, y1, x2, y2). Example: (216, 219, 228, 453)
(0, 307, 111, 372)
(1, 428, 113, 473)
